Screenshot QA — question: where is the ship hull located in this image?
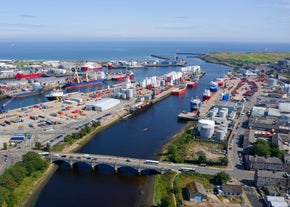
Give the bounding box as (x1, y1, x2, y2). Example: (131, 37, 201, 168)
(202, 95, 211, 101)
(8, 89, 43, 99)
(15, 73, 42, 80)
(81, 66, 102, 71)
(187, 81, 198, 88)
(65, 78, 107, 89)
(171, 86, 187, 95)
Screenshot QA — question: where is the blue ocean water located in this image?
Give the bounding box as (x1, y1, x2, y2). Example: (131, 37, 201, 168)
(0, 41, 289, 61)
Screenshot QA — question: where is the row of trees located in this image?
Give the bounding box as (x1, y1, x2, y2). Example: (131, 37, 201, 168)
(252, 138, 284, 158)
(0, 152, 49, 207)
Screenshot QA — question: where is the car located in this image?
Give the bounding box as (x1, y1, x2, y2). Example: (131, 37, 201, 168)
(126, 159, 131, 162)
(76, 156, 81, 159)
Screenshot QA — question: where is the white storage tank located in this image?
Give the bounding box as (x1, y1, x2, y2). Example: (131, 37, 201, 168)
(268, 78, 278, 87)
(200, 125, 214, 138)
(215, 130, 225, 141)
(198, 119, 215, 138)
(126, 89, 134, 99)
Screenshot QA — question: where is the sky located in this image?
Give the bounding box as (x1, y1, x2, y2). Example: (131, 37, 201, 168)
(0, 0, 290, 42)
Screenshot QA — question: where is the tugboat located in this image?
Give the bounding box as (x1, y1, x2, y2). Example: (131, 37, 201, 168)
(190, 96, 201, 111)
(171, 83, 187, 95)
(209, 81, 219, 92)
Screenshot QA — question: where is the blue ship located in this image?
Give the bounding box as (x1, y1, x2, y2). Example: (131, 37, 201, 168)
(209, 81, 219, 92)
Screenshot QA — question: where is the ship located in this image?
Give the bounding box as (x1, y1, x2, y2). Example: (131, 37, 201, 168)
(216, 77, 224, 86)
(8, 82, 44, 98)
(190, 96, 201, 111)
(202, 88, 212, 101)
(171, 83, 187, 95)
(81, 62, 102, 71)
(110, 71, 134, 81)
(15, 72, 42, 80)
(45, 89, 64, 101)
(209, 81, 219, 92)
(65, 71, 107, 89)
(187, 77, 199, 88)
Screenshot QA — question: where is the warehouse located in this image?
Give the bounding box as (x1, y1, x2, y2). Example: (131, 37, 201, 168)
(86, 98, 120, 111)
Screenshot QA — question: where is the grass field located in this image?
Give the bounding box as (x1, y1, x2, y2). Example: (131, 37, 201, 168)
(205, 52, 290, 64)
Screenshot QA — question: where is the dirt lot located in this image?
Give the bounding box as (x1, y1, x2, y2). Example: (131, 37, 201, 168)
(182, 194, 241, 207)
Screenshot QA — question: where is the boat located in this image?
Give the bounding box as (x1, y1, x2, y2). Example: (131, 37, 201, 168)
(171, 83, 187, 95)
(45, 89, 64, 101)
(209, 81, 219, 92)
(190, 96, 201, 111)
(202, 88, 212, 101)
(216, 77, 224, 86)
(15, 72, 42, 80)
(65, 71, 107, 89)
(8, 82, 44, 98)
(81, 62, 102, 71)
(187, 77, 199, 88)
(110, 71, 134, 81)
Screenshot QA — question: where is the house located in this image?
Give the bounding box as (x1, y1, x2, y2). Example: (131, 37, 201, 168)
(254, 170, 290, 190)
(220, 184, 242, 196)
(245, 155, 285, 172)
(186, 181, 207, 201)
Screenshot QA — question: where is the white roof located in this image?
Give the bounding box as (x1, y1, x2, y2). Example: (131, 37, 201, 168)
(266, 196, 285, 202)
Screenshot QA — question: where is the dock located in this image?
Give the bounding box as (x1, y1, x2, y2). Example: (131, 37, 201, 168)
(178, 111, 199, 121)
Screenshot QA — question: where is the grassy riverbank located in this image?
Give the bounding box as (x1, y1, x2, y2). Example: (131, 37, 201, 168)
(198, 52, 290, 68)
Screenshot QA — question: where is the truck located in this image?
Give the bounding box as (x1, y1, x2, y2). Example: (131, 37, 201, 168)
(144, 160, 159, 164)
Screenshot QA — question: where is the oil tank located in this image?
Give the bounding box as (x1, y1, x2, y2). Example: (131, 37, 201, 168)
(215, 130, 225, 141)
(209, 108, 218, 119)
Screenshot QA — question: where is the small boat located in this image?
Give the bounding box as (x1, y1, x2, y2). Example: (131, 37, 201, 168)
(202, 88, 212, 101)
(209, 81, 219, 92)
(171, 83, 187, 95)
(143, 128, 148, 131)
(190, 96, 201, 111)
(15, 72, 42, 80)
(8, 82, 43, 98)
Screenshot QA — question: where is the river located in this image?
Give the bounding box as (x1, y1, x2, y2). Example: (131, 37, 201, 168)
(21, 57, 230, 207)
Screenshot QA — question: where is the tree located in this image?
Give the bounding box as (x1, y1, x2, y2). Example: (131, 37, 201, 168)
(35, 142, 41, 150)
(198, 155, 207, 163)
(22, 151, 48, 175)
(3, 142, 7, 150)
(160, 196, 174, 207)
(45, 143, 51, 152)
(215, 171, 230, 185)
(252, 139, 271, 157)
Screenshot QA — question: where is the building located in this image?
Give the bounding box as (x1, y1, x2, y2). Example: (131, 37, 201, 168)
(254, 170, 290, 189)
(186, 181, 207, 201)
(264, 196, 288, 207)
(220, 184, 242, 196)
(86, 98, 120, 111)
(245, 155, 285, 172)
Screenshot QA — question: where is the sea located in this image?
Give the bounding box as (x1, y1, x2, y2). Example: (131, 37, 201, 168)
(0, 41, 289, 207)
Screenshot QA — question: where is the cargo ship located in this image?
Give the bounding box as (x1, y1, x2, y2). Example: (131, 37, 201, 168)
(190, 96, 201, 111)
(209, 81, 219, 92)
(65, 71, 107, 89)
(202, 88, 212, 101)
(171, 83, 187, 95)
(81, 62, 102, 71)
(15, 72, 42, 80)
(110, 71, 134, 81)
(8, 83, 44, 98)
(45, 89, 64, 101)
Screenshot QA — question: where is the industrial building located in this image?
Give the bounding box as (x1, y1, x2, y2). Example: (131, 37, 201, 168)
(86, 98, 120, 112)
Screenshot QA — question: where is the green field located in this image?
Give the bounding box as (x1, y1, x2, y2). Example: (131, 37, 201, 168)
(204, 52, 290, 64)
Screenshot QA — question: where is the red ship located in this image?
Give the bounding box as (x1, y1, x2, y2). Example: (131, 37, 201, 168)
(171, 83, 187, 95)
(110, 71, 134, 81)
(187, 77, 199, 88)
(81, 62, 102, 71)
(202, 88, 212, 101)
(15, 72, 42, 80)
(216, 77, 224, 86)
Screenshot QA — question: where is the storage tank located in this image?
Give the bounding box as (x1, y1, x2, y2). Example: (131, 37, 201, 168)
(215, 130, 225, 141)
(209, 108, 218, 119)
(120, 93, 127, 99)
(197, 119, 215, 132)
(200, 124, 214, 138)
(219, 109, 227, 118)
(126, 89, 134, 99)
(268, 78, 278, 87)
